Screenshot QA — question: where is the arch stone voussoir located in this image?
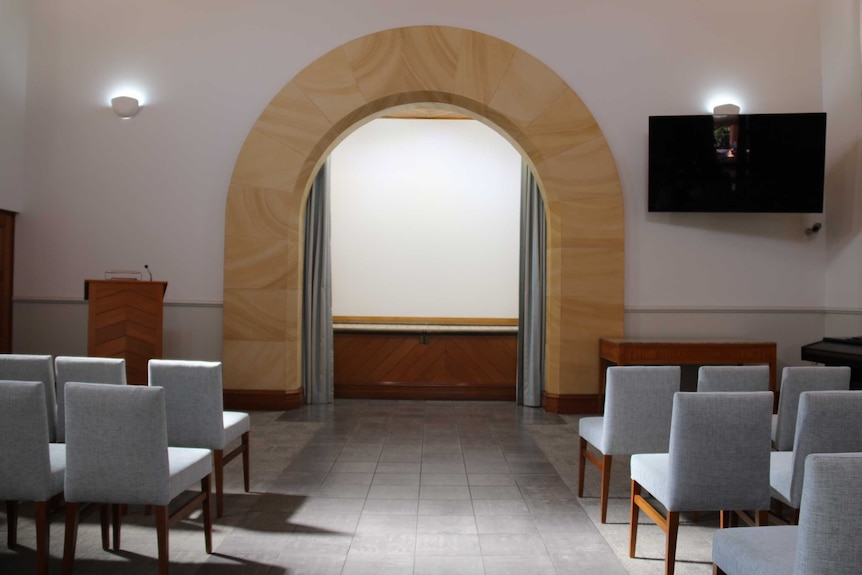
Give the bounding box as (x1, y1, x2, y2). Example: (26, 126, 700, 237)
(224, 25, 624, 412)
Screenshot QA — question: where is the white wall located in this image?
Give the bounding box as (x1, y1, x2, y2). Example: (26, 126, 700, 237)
(11, 0, 859, 366)
(330, 119, 521, 319)
(821, 0, 862, 316)
(0, 0, 28, 212)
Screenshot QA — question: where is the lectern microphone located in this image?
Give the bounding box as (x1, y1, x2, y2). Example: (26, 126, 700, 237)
(145, 264, 153, 281)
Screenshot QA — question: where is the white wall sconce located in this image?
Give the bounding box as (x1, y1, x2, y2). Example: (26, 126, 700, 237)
(713, 103, 740, 115)
(111, 96, 140, 118)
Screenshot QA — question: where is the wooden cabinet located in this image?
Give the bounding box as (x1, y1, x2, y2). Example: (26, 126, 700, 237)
(85, 280, 167, 384)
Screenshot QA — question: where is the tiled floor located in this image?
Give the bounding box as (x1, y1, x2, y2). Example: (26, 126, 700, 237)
(1, 400, 630, 574)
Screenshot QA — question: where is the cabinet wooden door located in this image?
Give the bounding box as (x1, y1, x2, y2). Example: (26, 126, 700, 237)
(0, 211, 15, 353)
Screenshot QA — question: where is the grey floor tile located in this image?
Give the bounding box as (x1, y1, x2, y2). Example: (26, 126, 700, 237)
(341, 554, 414, 575)
(475, 514, 539, 534)
(415, 534, 482, 556)
(348, 533, 416, 555)
(413, 555, 485, 575)
(420, 473, 469, 486)
(417, 499, 475, 516)
(269, 553, 347, 574)
(419, 485, 471, 500)
(371, 473, 421, 486)
(367, 484, 420, 500)
(417, 515, 477, 535)
(362, 499, 419, 515)
(355, 514, 418, 535)
(483, 555, 557, 575)
(478, 533, 549, 556)
(468, 473, 516, 486)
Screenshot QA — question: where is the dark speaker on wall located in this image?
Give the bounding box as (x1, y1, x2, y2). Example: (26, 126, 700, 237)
(648, 112, 827, 213)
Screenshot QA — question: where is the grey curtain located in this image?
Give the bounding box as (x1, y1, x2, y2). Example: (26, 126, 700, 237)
(301, 160, 334, 404)
(517, 162, 546, 407)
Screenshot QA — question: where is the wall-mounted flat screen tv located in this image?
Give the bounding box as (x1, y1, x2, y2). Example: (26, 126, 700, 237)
(648, 113, 826, 213)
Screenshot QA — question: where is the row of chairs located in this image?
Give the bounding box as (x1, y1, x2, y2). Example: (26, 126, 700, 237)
(0, 354, 251, 574)
(578, 364, 856, 575)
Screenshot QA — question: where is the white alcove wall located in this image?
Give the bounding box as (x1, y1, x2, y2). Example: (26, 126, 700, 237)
(329, 118, 522, 319)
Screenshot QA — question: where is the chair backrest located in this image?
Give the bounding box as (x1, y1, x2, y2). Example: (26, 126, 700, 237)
(665, 391, 773, 511)
(0, 354, 57, 442)
(785, 390, 862, 507)
(696, 365, 770, 392)
(774, 366, 851, 451)
(601, 365, 680, 454)
(64, 382, 171, 506)
(0, 380, 56, 501)
(795, 453, 862, 574)
(148, 359, 225, 449)
(54, 356, 127, 442)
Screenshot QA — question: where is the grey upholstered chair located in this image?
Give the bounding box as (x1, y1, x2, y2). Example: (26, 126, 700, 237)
(578, 365, 680, 523)
(54, 356, 127, 442)
(630, 391, 773, 575)
(771, 366, 851, 451)
(770, 390, 862, 523)
(696, 364, 770, 392)
(63, 382, 213, 575)
(714, 452, 862, 575)
(0, 354, 58, 442)
(0, 380, 66, 575)
(148, 359, 250, 518)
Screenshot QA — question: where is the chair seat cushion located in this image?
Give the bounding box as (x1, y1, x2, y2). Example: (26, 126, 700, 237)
(713, 525, 797, 575)
(168, 447, 212, 503)
(223, 411, 250, 446)
(630, 453, 670, 505)
(578, 417, 605, 453)
(770, 451, 794, 506)
(48, 443, 66, 498)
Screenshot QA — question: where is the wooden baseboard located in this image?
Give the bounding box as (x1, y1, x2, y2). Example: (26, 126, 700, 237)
(335, 382, 516, 401)
(223, 388, 305, 411)
(542, 391, 601, 414)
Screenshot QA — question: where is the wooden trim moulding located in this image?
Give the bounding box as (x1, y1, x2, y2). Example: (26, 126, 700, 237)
(335, 382, 515, 401)
(224, 388, 305, 411)
(542, 391, 601, 415)
(333, 316, 518, 326)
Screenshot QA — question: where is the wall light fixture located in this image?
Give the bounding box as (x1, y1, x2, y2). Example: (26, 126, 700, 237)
(111, 96, 140, 118)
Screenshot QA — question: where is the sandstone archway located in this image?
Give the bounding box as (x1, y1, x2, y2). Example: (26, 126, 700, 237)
(223, 25, 624, 412)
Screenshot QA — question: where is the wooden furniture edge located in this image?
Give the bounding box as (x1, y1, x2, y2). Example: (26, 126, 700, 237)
(223, 388, 305, 411)
(542, 391, 602, 415)
(335, 381, 515, 401)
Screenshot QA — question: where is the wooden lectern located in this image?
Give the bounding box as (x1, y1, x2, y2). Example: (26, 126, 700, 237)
(85, 279, 168, 385)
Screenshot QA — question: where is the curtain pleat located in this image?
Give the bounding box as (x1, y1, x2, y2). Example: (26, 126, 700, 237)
(302, 161, 334, 404)
(517, 163, 546, 407)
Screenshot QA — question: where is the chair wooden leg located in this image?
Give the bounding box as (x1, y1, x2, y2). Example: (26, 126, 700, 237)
(241, 431, 250, 493)
(629, 480, 641, 558)
(98, 504, 109, 550)
(719, 510, 732, 528)
(714, 564, 727, 575)
(63, 502, 80, 575)
(755, 509, 769, 526)
(666, 511, 680, 575)
(112, 503, 122, 551)
(6, 500, 18, 547)
(790, 507, 800, 525)
(600, 454, 613, 524)
(578, 437, 587, 498)
(202, 474, 213, 554)
(214, 449, 225, 518)
(156, 506, 169, 575)
(34, 501, 49, 575)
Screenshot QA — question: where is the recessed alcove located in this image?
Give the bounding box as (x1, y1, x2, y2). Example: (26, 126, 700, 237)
(222, 25, 624, 412)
